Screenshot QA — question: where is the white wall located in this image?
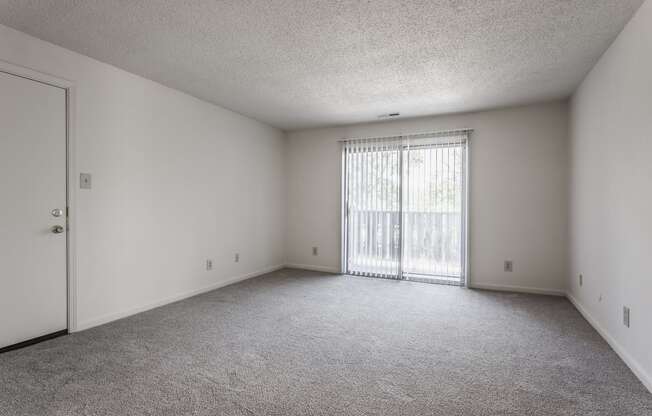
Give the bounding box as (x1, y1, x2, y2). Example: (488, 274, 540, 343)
(568, 0, 652, 391)
(0, 24, 286, 331)
(286, 101, 569, 294)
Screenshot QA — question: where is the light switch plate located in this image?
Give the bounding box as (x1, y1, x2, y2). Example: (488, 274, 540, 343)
(80, 173, 92, 189)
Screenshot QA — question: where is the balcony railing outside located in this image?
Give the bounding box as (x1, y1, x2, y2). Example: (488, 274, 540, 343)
(347, 209, 462, 281)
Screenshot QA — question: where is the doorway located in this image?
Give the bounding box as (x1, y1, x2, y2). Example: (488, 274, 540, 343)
(342, 130, 469, 285)
(0, 69, 70, 351)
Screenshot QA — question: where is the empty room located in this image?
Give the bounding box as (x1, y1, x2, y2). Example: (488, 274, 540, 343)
(0, 1, 651, 415)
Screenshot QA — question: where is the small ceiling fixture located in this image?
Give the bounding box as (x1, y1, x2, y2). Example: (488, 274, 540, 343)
(378, 112, 400, 119)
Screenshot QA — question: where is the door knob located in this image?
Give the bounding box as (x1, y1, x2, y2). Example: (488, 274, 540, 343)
(51, 225, 64, 234)
(51, 208, 64, 217)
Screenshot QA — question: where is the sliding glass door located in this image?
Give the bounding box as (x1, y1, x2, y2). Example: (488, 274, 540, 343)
(343, 131, 468, 285)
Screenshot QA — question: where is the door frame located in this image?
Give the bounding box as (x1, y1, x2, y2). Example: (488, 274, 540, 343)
(0, 60, 78, 332)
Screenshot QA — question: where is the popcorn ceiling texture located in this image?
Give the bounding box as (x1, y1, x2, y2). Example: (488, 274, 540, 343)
(0, 0, 645, 130)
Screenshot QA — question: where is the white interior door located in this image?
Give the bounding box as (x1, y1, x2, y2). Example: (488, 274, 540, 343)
(0, 71, 67, 349)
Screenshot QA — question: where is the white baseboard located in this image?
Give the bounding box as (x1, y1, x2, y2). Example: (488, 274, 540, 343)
(284, 263, 341, 274)
(74, 264, 285, 332)
(566, 292, 652, 394)
(469, 282, 565, 297)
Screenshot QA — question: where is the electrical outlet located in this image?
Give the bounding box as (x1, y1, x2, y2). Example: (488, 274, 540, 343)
(579, 274, 583, 287)
(234, 253, 239, 263)
(206, 259, 213, 271)
(623, 306, 630, 328)
(80, 173, 92, 189)
(504, 260, 513, 272)
(312, 246, 318, 256)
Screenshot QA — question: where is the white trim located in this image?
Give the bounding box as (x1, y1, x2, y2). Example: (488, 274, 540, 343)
(340, 142, 347, 274)
(65, 85, 78, 332)
(566, 292, 652, 394)
(284, 263, 341, 274)
(0, 60, 78, 332)
(75, 264, 285, 332)
(0, 59, 74, 89)
(469, 282, 565, 297)
(463, 133, 471, 288)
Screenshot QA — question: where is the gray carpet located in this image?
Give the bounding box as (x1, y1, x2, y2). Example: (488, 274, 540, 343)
(1, 268, 650, 415)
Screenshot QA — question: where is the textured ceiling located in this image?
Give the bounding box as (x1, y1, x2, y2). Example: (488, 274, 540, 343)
(0, 1, 644, 130)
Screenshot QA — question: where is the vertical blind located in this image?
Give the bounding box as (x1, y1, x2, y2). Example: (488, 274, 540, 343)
(343, 130, 468, 285)
(344, 137, 403, 279)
